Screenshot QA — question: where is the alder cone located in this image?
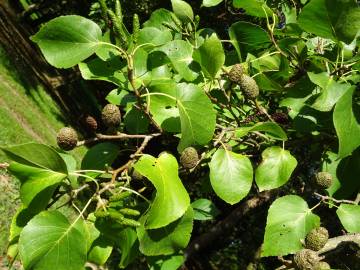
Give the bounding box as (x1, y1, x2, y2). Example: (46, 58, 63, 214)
(228, 64, 244, 83)
(314, 172, 332, 189)
(84, 115, 98, 131)
(180, 147, 199, 169)
(294, 249, 320, 270)
(305, 227, 329, 251)
(239, 75, 259, 100)
(56, 127, 78, 151)
(102, 104, 121, 127)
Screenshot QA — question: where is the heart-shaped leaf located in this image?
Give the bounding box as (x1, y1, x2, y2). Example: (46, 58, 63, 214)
(19, 211, 87, 270)
(262, 195, 320, 257)
(255, 146, 297, 191)
(31, 15, 103, 68)
(133, 153, 190, 229)
(209, 149, 253, 204)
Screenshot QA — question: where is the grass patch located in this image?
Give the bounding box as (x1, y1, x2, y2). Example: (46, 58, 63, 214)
(0, 46, 87, 255)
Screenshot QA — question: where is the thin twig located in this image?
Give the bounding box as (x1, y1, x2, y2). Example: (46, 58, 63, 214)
(314, 192, 357, 205)
(77, 132, 161, 146)
(110, 134, 157, 183)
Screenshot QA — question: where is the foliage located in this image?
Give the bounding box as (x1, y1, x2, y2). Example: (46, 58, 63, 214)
(1, 0, 360, 269)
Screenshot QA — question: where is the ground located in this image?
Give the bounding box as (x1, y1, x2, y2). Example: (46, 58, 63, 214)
(0, 46, 85, 256)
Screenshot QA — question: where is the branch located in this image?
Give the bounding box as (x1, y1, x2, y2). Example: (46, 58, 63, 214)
(318, 233, 360, 255)
(77, 132, 161, 146)
(314, 192, 358, 205)
(110, 134, 158, 183)
(184, 190, 276, 260)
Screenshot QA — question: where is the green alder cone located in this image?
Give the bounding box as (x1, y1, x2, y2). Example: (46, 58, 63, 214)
(56, 127, 78, 151)
(109, 191, 132, 202)
(239, 74, 259, 100)
(228, 64, 244, 83)
(314, 172, 332, 189)
(132, 14, 140, 44)
(102, 104, 121, 128)
(119, 208, 141, 216)
(305, 227, 329, 251)
(180, 147, 199, 169)
(294, 249, 320, 270)
(315, 261, 331, 270)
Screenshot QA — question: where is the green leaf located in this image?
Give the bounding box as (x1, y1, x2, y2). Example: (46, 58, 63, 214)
(147, 83, 216, 151)
(235, 122, 287, 141)
(209, 149, 253, 204)
(171, 0, 194, 22)
(232, 0, 273, 18)
(229, 21, 270, 61)
(143, 9, 178, 31)
(191, 199, 220, 220)
(8, 163, 67, 212)
(308, 72, 351, 112)
(31, 15, 103, 68)
(157, 40, 198, 81)
(175, 83, 216, 151)
(203, 0, 223, 7)
(298, 0, 360, 44)
(19, 211, 87, 270)
(1, 143, 67, 174)
(81, 142, 120, 177)
(133, 153, 190, 229)
(78, 56, 127, 86)
(117, 228, 139, 269)
(87, 221, 113, 265)
(193, 33, 225, 79)
(8, 206, 38, 260)
(333, 86, 360, 158)
(262, 195, 320, 257)
(148, 255, 184, 270)
(147, 82, 181, 133)
(336, 204, 360, 233)
(138, 27, 173, 48)
(255, 146, 297, 191)
(137, 207, 194, 256)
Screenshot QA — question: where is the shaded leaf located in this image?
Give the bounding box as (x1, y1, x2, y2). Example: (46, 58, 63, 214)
(191, 199, 220, 220)
(137, 207, 194, 256)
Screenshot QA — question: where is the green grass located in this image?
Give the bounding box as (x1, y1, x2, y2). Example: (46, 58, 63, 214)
(0, 46, 86, 255)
